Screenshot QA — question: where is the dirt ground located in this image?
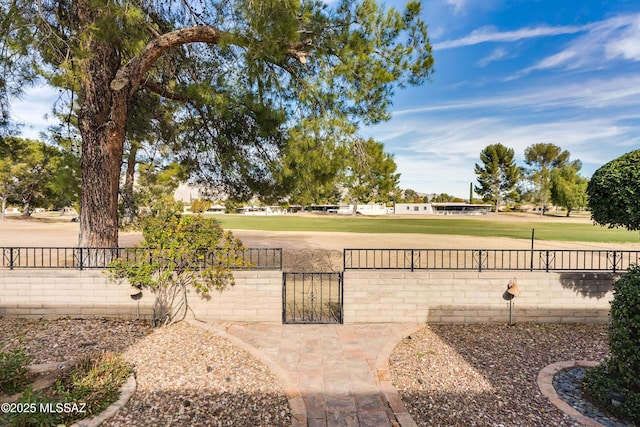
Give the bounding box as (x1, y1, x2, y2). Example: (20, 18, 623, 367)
(1, 212, 638, 251)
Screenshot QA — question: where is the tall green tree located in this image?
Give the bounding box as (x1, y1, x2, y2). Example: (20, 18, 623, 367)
(550, 164, 587, 217)
(0, 137, 77, 216)
(1, 0, 434, 247)
(402, 189, 421, 203)
(524, 143, 574, 214)
(474, 143, 521, 212)
(587, 150, 640, 231)
(278, 115, 351, 207)
(343, 138, 400, 206)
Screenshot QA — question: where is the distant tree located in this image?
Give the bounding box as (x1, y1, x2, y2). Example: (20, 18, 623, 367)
(403, 189, 420, 203)
(134, 163, 188, 211)
(343, 138, 400, 206)
(474, 143, 521, 212)
(279, 116, 349, 208)
(587, 150, 640, 231)
(191, 199, 212, 214)
(524, 143, 574, 214)
(550, 164, 587, 216)
(0, 153, 13, 219)
(432, 193, 464, 203)
(0, 137, 76, 216)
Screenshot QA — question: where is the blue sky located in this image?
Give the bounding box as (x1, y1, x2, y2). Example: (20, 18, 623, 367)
(362, 0, 640, 197)
(12, 0, 640, 198)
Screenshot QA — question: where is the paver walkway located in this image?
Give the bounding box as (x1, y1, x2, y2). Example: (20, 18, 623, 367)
(194, 321, 422, 427)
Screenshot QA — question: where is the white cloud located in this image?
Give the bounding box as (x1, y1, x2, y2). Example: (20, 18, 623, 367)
(393, 74, 640, 115)
(434, 12, 640, 77)
(366, 74, 640, 195)
(379, 113, 637, 196)
(433, 24, 584, 50)
(445, 0, 468, 15)
(11, 85, 60, 140)
(477, 47, 508, 67)
(517, 14, 640, 75)
(605, 15, 640, 61)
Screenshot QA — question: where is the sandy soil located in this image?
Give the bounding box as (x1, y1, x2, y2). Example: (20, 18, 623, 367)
(1, 212, 638, 251)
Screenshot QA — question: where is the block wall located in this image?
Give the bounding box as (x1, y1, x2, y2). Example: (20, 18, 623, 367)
(343, 270, 613, 324)
(0, 269, 614, 324)
(0, 270, 282, 323)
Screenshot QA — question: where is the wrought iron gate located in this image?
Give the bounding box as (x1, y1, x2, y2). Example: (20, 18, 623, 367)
(282, 272, 343, 324)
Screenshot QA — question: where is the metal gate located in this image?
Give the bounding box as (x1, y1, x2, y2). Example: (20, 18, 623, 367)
(282, 272, 343, 324)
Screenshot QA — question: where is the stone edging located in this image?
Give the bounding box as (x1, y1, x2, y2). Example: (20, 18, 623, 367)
(186, 319, 308, 427)
(537, 360, 604, 427)
(375, 324, 423, 427)
(69, 375, 136, 427)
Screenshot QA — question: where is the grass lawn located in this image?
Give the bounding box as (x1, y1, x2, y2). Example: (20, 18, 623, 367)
(215, 214, 640, 244)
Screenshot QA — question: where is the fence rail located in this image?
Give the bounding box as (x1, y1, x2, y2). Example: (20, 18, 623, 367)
(3, 247, 639, 273)
(343, 248, 640, 273)
(0, 247, 282, 270)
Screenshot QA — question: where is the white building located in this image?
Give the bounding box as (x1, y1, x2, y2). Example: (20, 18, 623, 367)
(394, 203, 493, 215)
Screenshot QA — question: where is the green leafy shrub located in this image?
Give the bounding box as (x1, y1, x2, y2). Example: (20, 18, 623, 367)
(52, 351, 133, 418)
(109, 197, 248, 326)
(4, 387, 61, 427)
(608, 265, 640, 391)
(0, 341, 33, 394)
(583, 264, 640, 424)
(587, 149, 640, 231)
(3, 352, 132, 427)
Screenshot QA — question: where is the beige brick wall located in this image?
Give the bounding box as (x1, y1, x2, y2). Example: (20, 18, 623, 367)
(344, 271, 613, 324)
(0, 270, 282, 323)
(0, 269, 614, 324)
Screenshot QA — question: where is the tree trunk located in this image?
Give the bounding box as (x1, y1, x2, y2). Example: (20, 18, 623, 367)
(76, 0, 128, 248)
(78, 122, 126, 248)
(122, 143, 138, 225)
(72, 13, 225, 247)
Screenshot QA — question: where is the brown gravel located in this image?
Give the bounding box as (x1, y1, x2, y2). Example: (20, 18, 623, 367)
(101, 322, 291, 427)
(0, 317, 152, 364)
(389, 323, 610, 427)
(1, 318, 612, 427)
(0, 318, 291, 427)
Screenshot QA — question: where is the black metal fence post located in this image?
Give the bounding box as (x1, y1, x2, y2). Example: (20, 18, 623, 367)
(545, 250, 550, 272)
(411, 249, 415, 272)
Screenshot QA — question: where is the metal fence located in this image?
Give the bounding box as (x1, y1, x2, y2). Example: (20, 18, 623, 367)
(3, 246, 639, 273)
(282, 272, 343, 324)
(0, 247, 282, 270)
(343, 248, 640, 273)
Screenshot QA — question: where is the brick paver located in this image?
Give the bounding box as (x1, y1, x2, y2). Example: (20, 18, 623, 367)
(194, 321, 421, 427)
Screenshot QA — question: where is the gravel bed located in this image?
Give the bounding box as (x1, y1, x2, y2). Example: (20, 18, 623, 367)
(2, 318, 621, 427)
(0, 317, 152, 364)
(390, 323, 610, 427)
(101, 322, 291, 427)
(0, 318, 291, 427)
(553, 367, 633, 427)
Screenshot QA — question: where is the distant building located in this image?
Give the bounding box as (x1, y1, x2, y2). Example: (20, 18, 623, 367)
(394, 203, 492, 215)
(306, 203, 387, 216)
(355, 203, 387, 216)
(2, 207, 21, 215)
(237, 206, 287, 215)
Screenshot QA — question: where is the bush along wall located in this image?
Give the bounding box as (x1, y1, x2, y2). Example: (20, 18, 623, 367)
(583, 265, 640, 423)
